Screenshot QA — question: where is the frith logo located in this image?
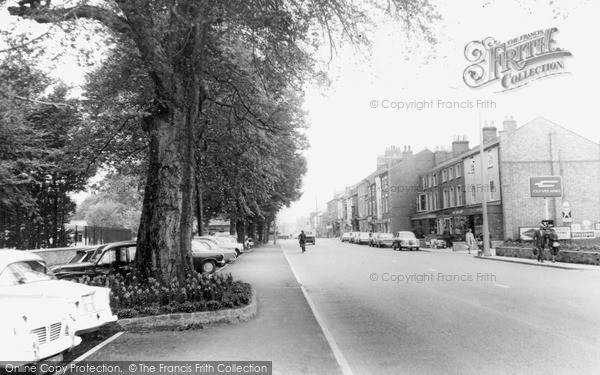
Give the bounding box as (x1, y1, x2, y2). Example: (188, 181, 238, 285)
(463, 27, 572, 92)
(534, 180, 560, 188)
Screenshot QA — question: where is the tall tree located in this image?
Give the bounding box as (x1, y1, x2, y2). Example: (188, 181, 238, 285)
(7, 0, 440, 283)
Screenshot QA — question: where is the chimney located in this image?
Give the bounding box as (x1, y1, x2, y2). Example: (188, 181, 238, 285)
(502, 116, 517, 132)
(482, 121, 497, 143)
(434, 147, 452, 165)
(402, 145, 413, 158)
(452, 135, 469, 156)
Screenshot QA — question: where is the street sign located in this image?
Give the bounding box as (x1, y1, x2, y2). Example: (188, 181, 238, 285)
(529, 176, 563, 197)
(562, 201, 572, 222)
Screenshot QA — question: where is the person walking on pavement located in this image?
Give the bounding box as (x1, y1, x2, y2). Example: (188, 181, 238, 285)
(442, 226, 453, 249)
(465, 228, 476, 254)
(533, 223, 548, 263)
(299, 230, 306, 253)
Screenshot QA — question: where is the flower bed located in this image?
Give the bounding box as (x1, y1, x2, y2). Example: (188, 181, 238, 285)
(77, 272, 252, 319)
(496, 246, 600, 265)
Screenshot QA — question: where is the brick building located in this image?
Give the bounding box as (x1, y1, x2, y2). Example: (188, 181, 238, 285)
(500, 117, 600, 240)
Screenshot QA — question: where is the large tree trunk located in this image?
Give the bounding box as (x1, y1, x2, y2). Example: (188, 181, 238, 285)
(135, 108, 197, 284)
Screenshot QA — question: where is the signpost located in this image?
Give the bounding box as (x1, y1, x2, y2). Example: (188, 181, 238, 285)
(529, 176, 563, 221)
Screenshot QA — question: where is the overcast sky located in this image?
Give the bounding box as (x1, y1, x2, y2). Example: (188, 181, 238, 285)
(277, 0, 600, 226)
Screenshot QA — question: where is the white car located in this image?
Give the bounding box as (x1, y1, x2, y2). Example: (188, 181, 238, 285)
(392, 231, 420, 251)
(199, 236, 243, 256)
(0, 250, 117, 334)
(0, 295, 81, 367)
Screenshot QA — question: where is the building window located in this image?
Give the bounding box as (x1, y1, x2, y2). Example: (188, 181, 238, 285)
(449, 167, 454, 180)
(428, 174, 432, 188)
(456, 164, 461, 177)
(433, 192, 439, 210)
(456, 185, 463, 206)
(418, 194, 427, 212)
(442, 189, 450, 208)
(422, 176, 427, 189)
(433, 173, 437, 186)
(469, 157, 475, 174)
(488, 150, 493, 168)
(381, 174, 389, 214)
(449, 187, 455, 207)
(489, 180, 495, 200)
(442, 169, 447, 182)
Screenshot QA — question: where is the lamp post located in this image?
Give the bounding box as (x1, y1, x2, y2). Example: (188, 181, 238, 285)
(479, 115, 491, 256)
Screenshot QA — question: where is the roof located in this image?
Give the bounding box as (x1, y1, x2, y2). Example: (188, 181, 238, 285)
(0, 250, 44, 270)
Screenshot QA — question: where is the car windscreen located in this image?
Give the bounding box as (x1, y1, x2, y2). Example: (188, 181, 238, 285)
(380, 233, 394, 239)
(397, 232, 416, 238)
(192, 241, 211, 252)
(0, 261, 50, 286)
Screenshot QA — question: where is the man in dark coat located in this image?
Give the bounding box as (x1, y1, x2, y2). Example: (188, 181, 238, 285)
(533, 224, 548, 263)
(442, 226, 453, 249)
(299, 230, 306, 253)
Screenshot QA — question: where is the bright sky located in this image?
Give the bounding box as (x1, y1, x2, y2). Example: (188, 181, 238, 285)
(277, 0, 600, 226)
(2, 1, 598, 227)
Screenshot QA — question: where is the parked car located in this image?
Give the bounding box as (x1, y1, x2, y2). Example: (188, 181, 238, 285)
(50, 240, 224, 279)
(49, 241, 138, 280)
(357, 232, 371, 245)
(368, 232, 380, 246)
(193, 238, 237, 263)
(198, 236, 243, 256)
(0, 250, 117, 334)
(219, 236, 245, 254)
(305, 232, 316, 245)
(190, 241, 227, 274)
(341, 232, 351, 242)
(0, 295, 82, 367)
(372, 233, 395, 248)
(349, 232, 360, 244)
(66, 248, 96, 264)
(392, 231, 420, 251)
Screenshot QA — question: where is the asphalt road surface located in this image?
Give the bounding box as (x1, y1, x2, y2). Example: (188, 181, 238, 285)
(281, 238, 600, 375)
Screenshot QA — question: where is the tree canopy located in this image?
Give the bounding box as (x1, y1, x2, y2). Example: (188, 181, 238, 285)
(4, 0, 441, 283)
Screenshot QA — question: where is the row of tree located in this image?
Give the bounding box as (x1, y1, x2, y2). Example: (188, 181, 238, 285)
(4, 0, 440, 283)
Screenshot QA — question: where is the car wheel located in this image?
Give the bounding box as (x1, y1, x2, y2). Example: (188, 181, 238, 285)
(416, 248, 419, 251)
(201, 260, 216, 274)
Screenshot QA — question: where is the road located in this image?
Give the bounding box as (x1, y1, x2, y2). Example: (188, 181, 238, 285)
(281, 238, 600, 374)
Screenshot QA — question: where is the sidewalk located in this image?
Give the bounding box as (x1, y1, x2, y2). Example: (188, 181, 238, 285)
(86, 244, 343, 375)
(422, 247, 600, 270)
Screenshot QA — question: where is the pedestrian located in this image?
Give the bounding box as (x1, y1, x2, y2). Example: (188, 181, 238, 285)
(533, 223, 548, 263)
(299, 230, 306, 253)
(465, 228, 476, 254)
(547, 227, 559, 263)
(442, 226, 453, 249)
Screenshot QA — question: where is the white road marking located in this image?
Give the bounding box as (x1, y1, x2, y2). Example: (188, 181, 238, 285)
(495, 284, 510, 288)
(280, 244, 355, 375)
(69, 332, 124, 364)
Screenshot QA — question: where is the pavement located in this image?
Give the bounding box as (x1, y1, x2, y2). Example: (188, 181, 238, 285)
(421, 247, 600, 270)
(87, 243, 344, 375)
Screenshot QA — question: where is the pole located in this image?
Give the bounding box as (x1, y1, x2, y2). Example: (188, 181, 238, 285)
(273, 216, 277, 245)
(479, 114, 491, 256)
(544, 197, 549, 221)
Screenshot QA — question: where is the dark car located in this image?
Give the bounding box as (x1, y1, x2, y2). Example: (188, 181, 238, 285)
(50, 240, 225, 279)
